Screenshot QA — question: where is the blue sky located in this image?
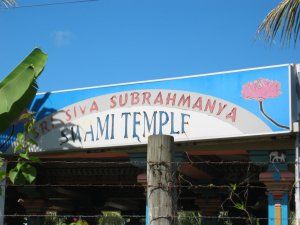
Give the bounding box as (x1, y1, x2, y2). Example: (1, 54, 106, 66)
(0, 0, 299, 92)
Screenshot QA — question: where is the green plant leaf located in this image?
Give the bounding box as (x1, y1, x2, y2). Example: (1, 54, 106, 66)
(0, 48, 47, 133)
(14, 142, 23, 153)
(0, 171, 6, 181)
(16, 161, 25, 170)
(28, 138, 38, 146)
(10, 115, 40, 185)
(21, 164, 36, 183)
(230, 183, 237, 191)
(0, 67, 35, 132)
(17, 133, 24, 143)
(18, 112, 33, 121)
(234, 202, 245, 211)
(19, 151, 40, 163)
(99, 211, 125, 225)
(25, 119, 36, 134)
(28, 155, 40, 163)
(8, 167, 23, 184)
(76, 220, 89, 225)
(9, 162, 36, 184)
(19, 152, 30, 160)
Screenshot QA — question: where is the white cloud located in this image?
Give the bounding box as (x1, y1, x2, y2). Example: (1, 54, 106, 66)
(52, 30, 73, 47)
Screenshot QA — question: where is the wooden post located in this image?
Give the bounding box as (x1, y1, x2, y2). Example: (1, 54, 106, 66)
(147, 135, 176, 225)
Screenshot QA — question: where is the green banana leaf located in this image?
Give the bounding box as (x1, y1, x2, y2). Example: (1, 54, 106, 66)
(0, 48, 48, 133)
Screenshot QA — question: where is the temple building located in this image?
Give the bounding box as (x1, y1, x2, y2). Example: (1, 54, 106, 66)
(1, 64, 299, 225)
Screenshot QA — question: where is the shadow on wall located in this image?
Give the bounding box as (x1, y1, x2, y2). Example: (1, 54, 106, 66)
(31, 92, 56, 121)
(0, 92, 57, 153)
(31, 92, 85, 152)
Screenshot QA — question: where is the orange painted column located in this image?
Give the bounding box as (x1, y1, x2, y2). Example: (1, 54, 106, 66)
(274, 204, 281, 225)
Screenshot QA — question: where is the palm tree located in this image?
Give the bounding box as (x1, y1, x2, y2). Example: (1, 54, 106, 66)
(258, 0, 300, 45)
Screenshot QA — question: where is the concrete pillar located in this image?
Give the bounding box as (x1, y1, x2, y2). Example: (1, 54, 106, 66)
(260, 170, 294, 225)
(249, 150, 295, 225)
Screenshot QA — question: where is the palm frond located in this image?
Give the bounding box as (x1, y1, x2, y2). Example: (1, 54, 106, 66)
(257, 0, 300, 46)
(1, 0, 16, 7)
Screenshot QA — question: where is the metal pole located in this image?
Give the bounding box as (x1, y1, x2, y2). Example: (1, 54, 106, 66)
(296, 132, 300, 225)
(295, 64, 300, 225)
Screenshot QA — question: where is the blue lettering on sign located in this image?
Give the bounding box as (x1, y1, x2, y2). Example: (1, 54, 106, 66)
(60, 111, 190, 144)
(170, 112, 179, 135)
(71, 125, 81, 142)
(96, 115, 109, 140)
(159, 111, 169, 135)
(84, 125, 94, 142)
(122, 112, 131, 138)
(133, 112, 141, 142)
(143, 111, 157, 137)
(181, 113, 190, 134)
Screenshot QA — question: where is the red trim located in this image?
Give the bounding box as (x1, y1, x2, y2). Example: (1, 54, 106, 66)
(39, 152, 129, 159)
(180, 164, 211, 179)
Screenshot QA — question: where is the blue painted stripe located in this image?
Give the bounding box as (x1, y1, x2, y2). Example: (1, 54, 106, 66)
(268, 194, 275, 225)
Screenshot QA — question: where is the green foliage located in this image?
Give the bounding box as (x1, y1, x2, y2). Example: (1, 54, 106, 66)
(9, 162, 36, 184)
(230, 183, 237, 191)
(0, 48, 46, 188)
(98, 211, 125, 225)
(43, 211, 65, 225)
(0, 170, 5, 181)
(0, 158, 4, 168)
(221, 182, 261, 225)
(233, 202, 246, 211)
(44, 212, 126, 225)
(177, 211, 202, 225)
(290, 211, 296, 225)
(218, 211, 232, 225)
(44, 217, 89, 225)
(8, 112, 39, 184)
(0, 48, 47, 133)
(258, 0, 300, 45)
(70, 219, 89, 225)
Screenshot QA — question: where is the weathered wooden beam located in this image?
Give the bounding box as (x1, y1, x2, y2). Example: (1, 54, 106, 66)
(147, 135, 177, 225)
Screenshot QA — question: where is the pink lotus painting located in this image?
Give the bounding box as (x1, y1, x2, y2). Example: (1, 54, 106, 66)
(241, 78, 288, 129)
